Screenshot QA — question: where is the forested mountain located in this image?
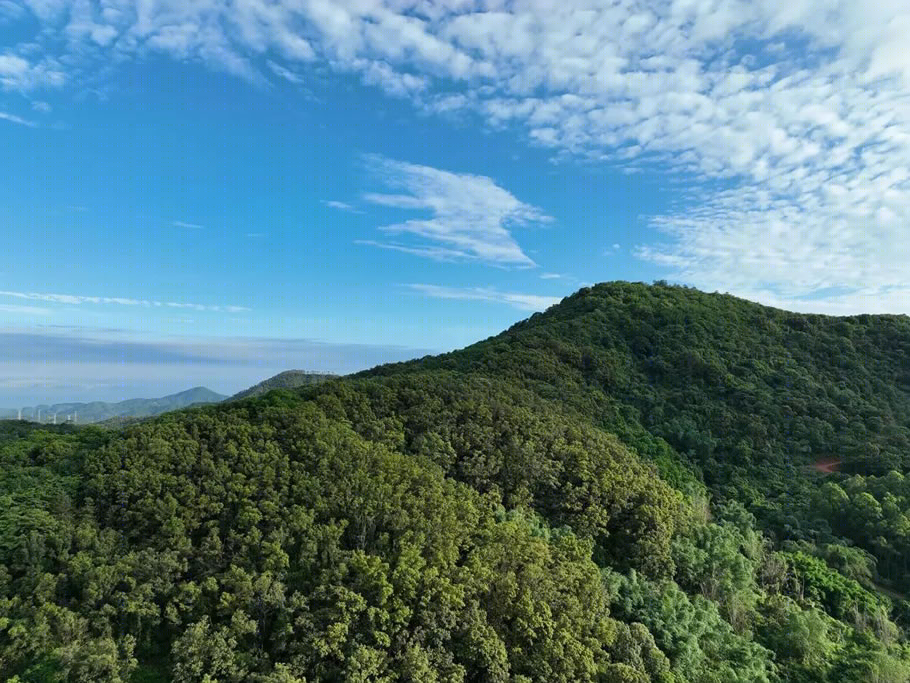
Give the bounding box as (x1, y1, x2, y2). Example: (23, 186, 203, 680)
(228, 371, 339, 401)
(8, 387, 227, 424)
(366, 282, 910, 574)
(3, 282, 910, 682)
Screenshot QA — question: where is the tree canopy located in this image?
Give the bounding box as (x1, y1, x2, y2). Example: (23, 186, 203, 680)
(3, 281, 910, 681)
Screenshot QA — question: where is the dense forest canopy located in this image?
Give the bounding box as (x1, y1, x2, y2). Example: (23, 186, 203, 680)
(2, 281, 910, 682)
(228, 372, 340, 402)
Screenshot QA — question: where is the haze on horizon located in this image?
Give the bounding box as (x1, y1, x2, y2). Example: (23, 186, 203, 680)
(1, 0, 908, 405)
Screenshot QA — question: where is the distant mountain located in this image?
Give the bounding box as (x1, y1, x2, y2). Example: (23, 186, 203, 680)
(228, 370, 339, 401)
(13, 386, 227, 424)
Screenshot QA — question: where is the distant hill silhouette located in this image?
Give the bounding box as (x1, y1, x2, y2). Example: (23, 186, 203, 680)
(228, 370, 339, 401)
(12, 386, 227, 424)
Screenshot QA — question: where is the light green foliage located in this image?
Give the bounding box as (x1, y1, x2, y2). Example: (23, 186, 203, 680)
(0, 407, 667, 681)
(757, 595, 839, 681)
(605, 568, 777, 682)
(671, 501, 764, 630)
(780, 551, 891, 626)
(303, 373, 688, 578)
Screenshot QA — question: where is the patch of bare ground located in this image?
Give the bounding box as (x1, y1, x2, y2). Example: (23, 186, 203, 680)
(811, 458, 843, 474)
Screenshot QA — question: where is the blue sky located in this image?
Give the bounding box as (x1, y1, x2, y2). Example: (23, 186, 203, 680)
(1, 0, 909, 405)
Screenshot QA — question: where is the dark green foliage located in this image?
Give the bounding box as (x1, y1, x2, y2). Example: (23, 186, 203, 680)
(364, 282, 910, 581)
(228, 371, 339, 402)
(812, 474, 910, 588)
(3, 281, 910, 681)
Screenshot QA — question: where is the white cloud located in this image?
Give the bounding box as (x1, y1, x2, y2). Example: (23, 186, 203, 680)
(172, 220, 204, 229)
(408, 284, 562, 312)
(0, 304, 52, 315)
(355, 240, 471, 262)
(540, 272, 563, 279)
(0, 54, 30, 82)
(2, 1, 910, 309)
(0, 327, 434, 403)
(725, 286, 910, 318)
(0, 111, 36, 126)
(0, 290, 250, 313)
(363, 155, 551, 266)
(0, 378, 69, 389)
(0, 1, 25, 23)
(0, 53, 65, 90)
(267, 60, 304, 84)
(321, 199, 362, 213)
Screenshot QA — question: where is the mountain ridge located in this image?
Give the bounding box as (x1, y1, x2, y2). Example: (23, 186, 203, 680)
(228, 369, 339, 401)
(5, 385, 227, 424)
(3, 281, 910, 681)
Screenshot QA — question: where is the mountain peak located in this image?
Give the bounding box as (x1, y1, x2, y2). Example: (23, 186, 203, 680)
(229, 370, 339, 401)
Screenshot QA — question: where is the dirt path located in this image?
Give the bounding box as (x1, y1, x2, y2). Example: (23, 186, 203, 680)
(811, 458, 843, 474)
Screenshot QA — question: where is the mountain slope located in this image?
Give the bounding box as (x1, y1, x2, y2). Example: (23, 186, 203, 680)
(367, 281, 910, 479)
(2, 282, 910, 682)
(362, 281, 910, 581)
(228, 370, 338, 401)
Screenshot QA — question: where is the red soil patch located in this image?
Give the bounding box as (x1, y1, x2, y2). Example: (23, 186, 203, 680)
(812, 458, 842, 474)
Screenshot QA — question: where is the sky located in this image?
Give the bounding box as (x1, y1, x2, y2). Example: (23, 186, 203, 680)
(1, 0, 909, 406)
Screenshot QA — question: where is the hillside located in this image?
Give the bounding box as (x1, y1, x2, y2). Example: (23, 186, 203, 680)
(228, 370, 339, 401)
(364, 282, 910, 581)
(2, 282, 910, 682)
(12, 386, 227, 424)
